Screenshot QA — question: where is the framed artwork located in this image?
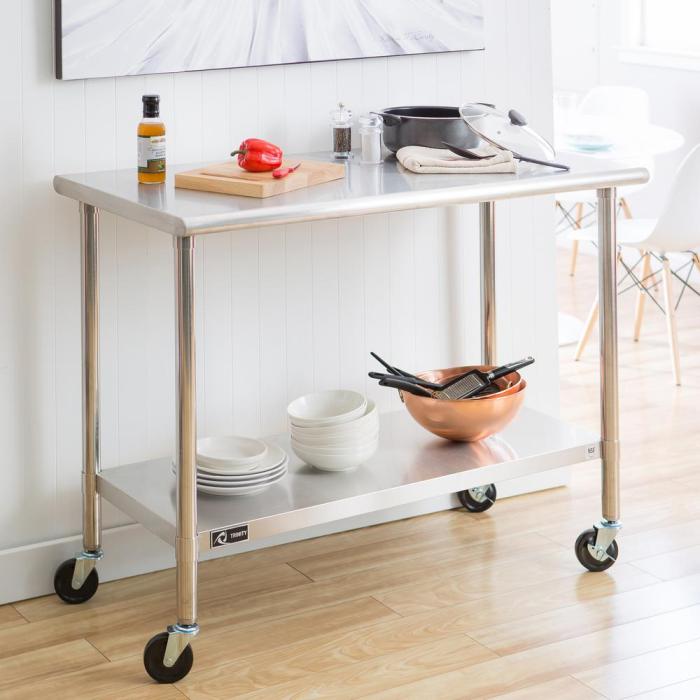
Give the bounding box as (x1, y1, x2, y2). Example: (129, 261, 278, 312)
(55, 0, 484, 80)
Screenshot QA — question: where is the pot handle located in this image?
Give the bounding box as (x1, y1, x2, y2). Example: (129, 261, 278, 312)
(371, 111, 403, 127)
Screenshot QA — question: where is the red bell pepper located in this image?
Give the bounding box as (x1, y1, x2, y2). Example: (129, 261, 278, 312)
(272, 163, 302, 179)
(231, 138, 283, 172)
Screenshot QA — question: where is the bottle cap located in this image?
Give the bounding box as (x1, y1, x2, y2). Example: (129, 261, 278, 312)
(142, 94, 160, 118)
(330, 102, 353, 127)
(359, 113, 382, 130)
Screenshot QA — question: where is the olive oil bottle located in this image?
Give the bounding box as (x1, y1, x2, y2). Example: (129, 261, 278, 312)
(137, 95, 166, 184)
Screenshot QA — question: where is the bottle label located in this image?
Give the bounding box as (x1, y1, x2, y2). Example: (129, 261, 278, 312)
(138, 135, 166, 173)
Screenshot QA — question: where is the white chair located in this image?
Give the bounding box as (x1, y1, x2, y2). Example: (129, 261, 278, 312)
(556, 86, 652, 275)
(570, 144, 700, 385)
(578, 85, 650, 124)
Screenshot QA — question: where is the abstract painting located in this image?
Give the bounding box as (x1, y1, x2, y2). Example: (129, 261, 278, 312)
(55, 0, 484, 80)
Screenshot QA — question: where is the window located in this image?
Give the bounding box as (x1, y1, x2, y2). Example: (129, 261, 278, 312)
(622, 0, 700, 70)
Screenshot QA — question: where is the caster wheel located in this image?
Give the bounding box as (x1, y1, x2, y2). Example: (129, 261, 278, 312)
(458, 484, 497, 513)
(575, 528, 619, 572)
(144, 632, 193, 683)
(53, 558, 99, 604)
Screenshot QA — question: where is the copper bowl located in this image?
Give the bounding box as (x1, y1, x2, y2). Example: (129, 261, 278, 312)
(402, 365, 526, 442)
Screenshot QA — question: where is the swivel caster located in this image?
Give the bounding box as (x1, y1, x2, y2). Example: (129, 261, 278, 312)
(458, 484, 497, 513)
(144, 627, 196, 683)
(575, 527, 619, 572)
(53, 557, 99, 604)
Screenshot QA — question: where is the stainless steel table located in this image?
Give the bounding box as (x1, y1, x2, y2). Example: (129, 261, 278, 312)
(53, 153, 648, 683)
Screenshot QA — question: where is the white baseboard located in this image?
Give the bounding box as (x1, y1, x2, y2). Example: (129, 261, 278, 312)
(0, 467, 571, 605)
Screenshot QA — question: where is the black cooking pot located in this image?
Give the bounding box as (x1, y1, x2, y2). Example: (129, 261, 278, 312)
(377, 106, 480, 154)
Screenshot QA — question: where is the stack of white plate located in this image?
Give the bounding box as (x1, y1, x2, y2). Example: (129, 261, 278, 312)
(288, 390, 379, 471)
(171, 436, 288, 496)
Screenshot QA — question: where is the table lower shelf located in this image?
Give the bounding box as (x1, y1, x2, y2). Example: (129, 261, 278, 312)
(98, 407, 599, 552)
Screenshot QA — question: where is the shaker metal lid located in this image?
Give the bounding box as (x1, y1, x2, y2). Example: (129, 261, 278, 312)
(459, 103, 556, 161)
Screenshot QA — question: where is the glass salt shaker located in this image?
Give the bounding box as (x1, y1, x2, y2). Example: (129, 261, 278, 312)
(359, 113, 383, 164)
(330, 102, 353, 159)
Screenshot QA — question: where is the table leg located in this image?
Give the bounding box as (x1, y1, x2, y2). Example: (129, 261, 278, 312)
(480, 201, 496, 365)
(144, 235, 199, 682)
(457, 201, 500, 515)
(81, 203, 102, 558)
(574, 187, 622, 572)
(597, 187, 620, 526)
(54, 203, 103, 603)
(174, 235, 199, 629)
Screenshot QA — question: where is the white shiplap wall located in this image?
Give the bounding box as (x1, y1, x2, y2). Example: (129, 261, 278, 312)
(0, 0, 558, 600)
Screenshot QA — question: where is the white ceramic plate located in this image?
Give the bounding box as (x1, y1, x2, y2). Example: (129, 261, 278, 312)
(195, 443, 287, 475)
(287, 390, 367, 427)
(196, 435, 267, 469)
(197, 481, 280, 497)
(197, 464, 287, 483)
(195, 467, 287, 489)
(170, 459, 288, 484)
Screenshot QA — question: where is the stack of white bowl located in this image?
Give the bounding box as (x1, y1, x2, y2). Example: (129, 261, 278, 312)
(171, 436, 288, 496)
(288, 390, 379, 471)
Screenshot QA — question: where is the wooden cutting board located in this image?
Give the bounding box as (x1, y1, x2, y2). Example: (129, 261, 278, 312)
(174, 159, 346, 198)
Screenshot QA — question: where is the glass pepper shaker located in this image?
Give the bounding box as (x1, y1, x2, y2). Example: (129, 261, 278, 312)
(330, 102, 353, 159)
(359, 113, 383, 164)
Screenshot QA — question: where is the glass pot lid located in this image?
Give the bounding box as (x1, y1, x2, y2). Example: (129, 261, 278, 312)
(459, 103, 556, 161)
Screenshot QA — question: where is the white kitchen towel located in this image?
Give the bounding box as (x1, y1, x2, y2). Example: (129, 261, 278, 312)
(397, 145, 517, 174)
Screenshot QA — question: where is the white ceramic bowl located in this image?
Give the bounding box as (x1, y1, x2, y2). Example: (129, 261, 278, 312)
(197, 435, 267, 469)
(291, 435, 378, 456)
(292, 442, 378, 472)
(290, 400, 378, 437)
(288, 390, 367, 427)
(290, 429, 379, 448)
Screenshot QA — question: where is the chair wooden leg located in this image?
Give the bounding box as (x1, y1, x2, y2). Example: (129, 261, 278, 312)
(569, 203, 584, 277)
(574, 295, 599, 361)
(620, 197, 633, 219)
(633, 252, 651, 341)
(661, 257, 681, 386)
(693, 254, 700, 277)
(569, 240, 580, 277)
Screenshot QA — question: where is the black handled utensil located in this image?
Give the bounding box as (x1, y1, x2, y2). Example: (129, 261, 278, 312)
(378, 376, 434, 397)
(369, 371, 442, 390)
(435, 357, 535, 400)
(442, 141, 570, 171)
(370, 351, 420, 380)
(440, 141, 494, 160)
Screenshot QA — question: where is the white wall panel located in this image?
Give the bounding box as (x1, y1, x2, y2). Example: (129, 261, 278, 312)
(1, 0, 559, 596)
(17, 0, 58, 547)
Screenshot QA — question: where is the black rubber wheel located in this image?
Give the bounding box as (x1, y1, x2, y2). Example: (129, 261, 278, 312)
(53, 558, 99, 604)
(144, 632, 194, 683)
(575, 528, 619, 572)
(458, 484, 497, 513)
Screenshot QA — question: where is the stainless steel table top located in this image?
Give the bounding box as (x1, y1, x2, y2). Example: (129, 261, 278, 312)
(54, 151, 648, 237)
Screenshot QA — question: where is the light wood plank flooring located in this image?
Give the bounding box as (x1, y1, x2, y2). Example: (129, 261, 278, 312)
(3, 248, 700, 699)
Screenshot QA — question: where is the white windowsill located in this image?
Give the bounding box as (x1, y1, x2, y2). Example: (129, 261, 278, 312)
(619, 46, 700, 72)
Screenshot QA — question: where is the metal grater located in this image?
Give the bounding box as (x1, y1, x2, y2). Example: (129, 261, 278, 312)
(434, 373, 486, 400)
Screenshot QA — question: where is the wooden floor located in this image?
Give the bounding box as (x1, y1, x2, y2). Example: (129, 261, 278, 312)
(3, 249, 700, 699)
